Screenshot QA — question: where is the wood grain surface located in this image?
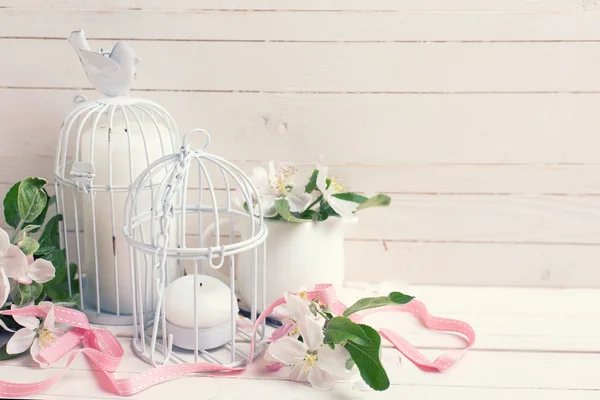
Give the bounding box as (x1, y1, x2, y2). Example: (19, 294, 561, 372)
(0, 0, 597, 288)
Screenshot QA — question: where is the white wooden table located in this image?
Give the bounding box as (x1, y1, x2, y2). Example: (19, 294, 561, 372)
(0, 283, 598, 400)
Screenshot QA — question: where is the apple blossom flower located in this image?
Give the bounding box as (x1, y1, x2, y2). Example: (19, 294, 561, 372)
(0, 228, 54, 285)
(272, 290, 325, 340)
(267, 317, 352, 391)
(0, 229, 12, 307)
(316, 166, 358, 219)
(242, 161, 311, 217)
(6, 302, 63, 366)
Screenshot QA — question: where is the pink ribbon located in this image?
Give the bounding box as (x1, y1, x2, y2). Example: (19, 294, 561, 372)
(0, 284, 474, 397)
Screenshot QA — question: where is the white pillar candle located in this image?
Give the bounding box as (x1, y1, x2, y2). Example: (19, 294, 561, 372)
(80, 117, 177, 316)
(164, 274, 236, 329)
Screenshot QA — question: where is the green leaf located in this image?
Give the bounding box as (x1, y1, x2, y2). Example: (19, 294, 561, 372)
(44, 282, 71, 302)
(17, 177, 48, 224)
(42, 249, 65, 286)
(22, 225, 42, 234)
(345, 324, 389, 391)
(332, 192, 369, 204)
(324, 316, 371, 346)
(18, 236, 39, 256)
(319, 201, 337, 219)
(299, 209, 324, 221)
(68, 263, 80, 295)
(37, 214, 63, 250)
(274, 199, 312, 223)
(27, 197, 50, 234)
(343, 292, 414, 317)
(345, 357, 355, 371)
(35, 246, 57, 256)
(0, 343, 25, 360)
(12, 230, 26, 246)
(35, 289, 47, 304)
(356, 194, 392, 211)
(3, 182, 20, 228)
(14, 282, 43, 306)
(305, 169, 319, 193)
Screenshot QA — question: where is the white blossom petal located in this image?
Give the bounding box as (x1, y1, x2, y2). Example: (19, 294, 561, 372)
(0, 267, 9, 307)
(256, 195, 278, 218)
(38, 301, 55, 314)
(289, 363, 309, 383)
(26, 259, 55, 284)
(17, 276, 32, 285)
(328, 197, 358, 219)
(42, 305, 56, 331)
(11, 302, 40, 330)
(285, 294, 311, 321)
(231, 188, 245, 209)
(299, 317, 324, 352)
(272, 304, 290, 319)
(267, 337, 307, 365)
(6, 328, 35, 354)
(318, 345, 352, 377)
(30, 340, 48, 367)
(268, 161, 284, 186)
(12, 314, 39, 330)
(308, 367, 335, 391)
(0, 228, 10, 255)
(4, 245, 28, 280)
(251, 167, 271, 193)
(287, 186, 312, 213)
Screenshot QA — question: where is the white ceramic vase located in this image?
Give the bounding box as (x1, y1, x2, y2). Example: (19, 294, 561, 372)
(199, 217, 356, 312)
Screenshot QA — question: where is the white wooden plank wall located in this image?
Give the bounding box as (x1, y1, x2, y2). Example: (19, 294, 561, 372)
(0, 0, 599, 287)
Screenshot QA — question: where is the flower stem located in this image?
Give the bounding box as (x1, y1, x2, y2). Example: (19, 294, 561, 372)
(315, 308, 330, 321)
(9, 221, 25, 244)
(305, 195, 323, 211)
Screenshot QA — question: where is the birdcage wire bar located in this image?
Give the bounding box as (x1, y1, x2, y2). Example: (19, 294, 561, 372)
(54, 96, 180, 325)
(123, 130, 268, 368)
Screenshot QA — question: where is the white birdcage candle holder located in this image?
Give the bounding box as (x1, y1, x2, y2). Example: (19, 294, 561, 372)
(123, 129, 268, 367)
(54, 96, 180, 325)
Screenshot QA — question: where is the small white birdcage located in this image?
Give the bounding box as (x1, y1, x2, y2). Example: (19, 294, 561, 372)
(54, 96, 180, 325)
(123, 129, 267, 367)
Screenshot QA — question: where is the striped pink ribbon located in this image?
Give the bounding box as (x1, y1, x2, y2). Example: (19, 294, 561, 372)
(0, 284, 474, 397)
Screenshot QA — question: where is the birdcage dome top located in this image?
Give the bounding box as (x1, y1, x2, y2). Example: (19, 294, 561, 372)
(122, 129, 267, 267)
(55, 95, 180, 192)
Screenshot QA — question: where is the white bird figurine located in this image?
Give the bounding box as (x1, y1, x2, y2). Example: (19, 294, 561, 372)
(68, 29, 141, 97)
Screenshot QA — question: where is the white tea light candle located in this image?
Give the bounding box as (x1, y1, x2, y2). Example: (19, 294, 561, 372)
(164, 274, 238, 350)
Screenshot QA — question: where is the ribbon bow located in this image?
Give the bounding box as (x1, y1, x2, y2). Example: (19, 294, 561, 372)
(0, 284, 475, 397)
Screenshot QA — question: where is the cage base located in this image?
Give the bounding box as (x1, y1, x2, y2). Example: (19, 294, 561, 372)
(167, 320, 232, 351)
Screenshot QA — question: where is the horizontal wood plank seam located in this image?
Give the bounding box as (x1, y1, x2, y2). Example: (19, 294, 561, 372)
(4, 86, 600, 95)
(2, 183, 599, 196)
(345, 238, 600, 246)
(12, 228, 596, 246)
(4, 37, 600, 44)
(0, 8, 590, 14)
(4, 155, 600, 167)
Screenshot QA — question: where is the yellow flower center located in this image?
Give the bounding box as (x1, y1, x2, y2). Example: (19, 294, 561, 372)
(269, 165, 298, 196)
(303, 353, 318, 369)
(288, 324, 299, 337)
(38, 329, 55, 347)
(332, 179, 344, 192)
(298, 291, 308, 301)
